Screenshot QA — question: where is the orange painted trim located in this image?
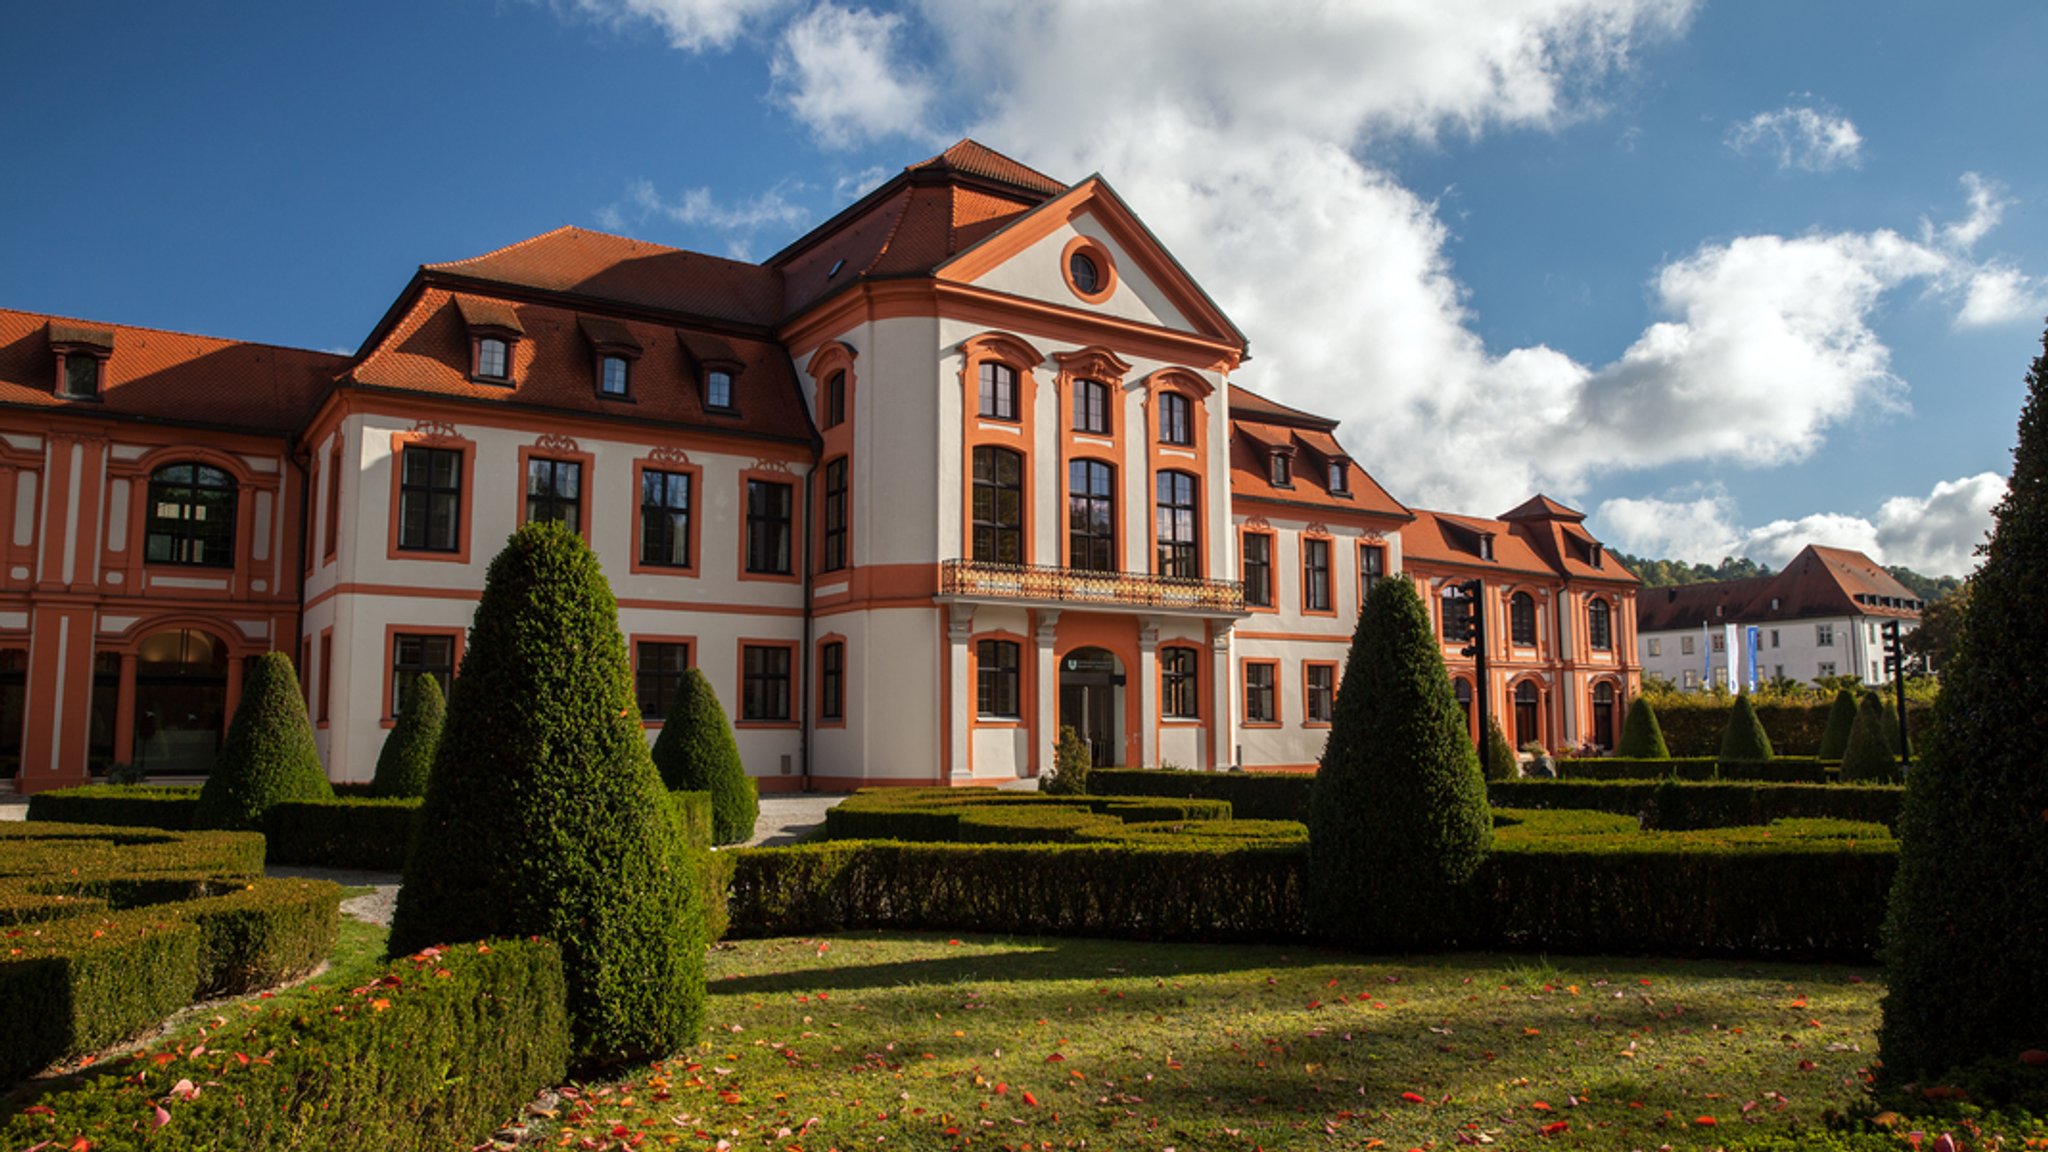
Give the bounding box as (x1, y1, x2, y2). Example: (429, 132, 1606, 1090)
(816, 453, 852, 577)
(1239, 527, 1278, 613)
(1301, 660, 1339, 728)
(1051, 346, 1131, 569)
(1156, 641, 1205, 722)
(734, 637, 801, 729)
(1354, 539, 1389, 616)
(1052, 613, 1142, 768)
(628, 453, 704, 578)
(385, 427, 477, 566)
(1299, 532, 1337, 617)
(1239, 657, 1282, 729)
(737, 466, 804, 585)
(296, 581, 800, 618)
(1059, 234, 1118, 306)
(959, 333, 1043, 568)
(967, 628, 1033, 726)
(628, 632, 697, 728)
(815, 632, 847, 728)
(515, 440, 595, 544)
(379, 623, 466, 727)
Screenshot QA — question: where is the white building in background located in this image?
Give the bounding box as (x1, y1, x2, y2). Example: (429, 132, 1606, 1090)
(1635, 544, 1922, 691)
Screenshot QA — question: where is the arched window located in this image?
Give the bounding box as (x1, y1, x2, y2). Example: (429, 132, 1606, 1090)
(1591, 682, 1617, 750)
(1510, 591, 1537, 647)
(971, 447, 1024, 564)
(1514, 680, 1541, 749)
(1068, 459, 1116, 571)
(1154, 470, 1199, 578)
(822, 370, 847, 429)
(1588, 598, 1613, 651)
(146, 463, 237, 567)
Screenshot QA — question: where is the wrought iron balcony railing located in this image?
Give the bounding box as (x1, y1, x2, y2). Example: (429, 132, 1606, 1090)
(939, 558, 1245, 614)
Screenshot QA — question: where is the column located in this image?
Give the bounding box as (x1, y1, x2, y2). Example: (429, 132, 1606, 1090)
(1209, 620, 1234, 771)
(19, 603, 95, 791)
(1137, 616, 1160, 769)
(946, 606, 975, 783)
(1033, 610, 1059, 777)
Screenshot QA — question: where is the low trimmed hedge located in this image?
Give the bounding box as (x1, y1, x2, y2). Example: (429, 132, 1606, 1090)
(671, 790, 714, 851)
(1648, 696, 1933, 757)
(0, 938, 569, 1152)
(25, 785, 199, 829)
(1488, 779, 1904, 829)
(821, 788, 1235, 844)
(266, 798, 420, 871)
(1554, 757, 1830, 783)
(727, 809, 1895, 959)
(0, 823, 340, 1083)
(1085, 768, 1314, 822)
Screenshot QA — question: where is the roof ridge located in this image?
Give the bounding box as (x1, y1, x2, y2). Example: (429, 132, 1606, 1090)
(425, 224, 590, 270)
(0, 306, 339, 360)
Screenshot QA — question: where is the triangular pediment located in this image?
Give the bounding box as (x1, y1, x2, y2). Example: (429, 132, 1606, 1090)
(935, 177, 1247, 350)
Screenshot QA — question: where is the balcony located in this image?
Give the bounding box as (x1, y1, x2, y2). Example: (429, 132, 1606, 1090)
(938, 558, 1245, 616)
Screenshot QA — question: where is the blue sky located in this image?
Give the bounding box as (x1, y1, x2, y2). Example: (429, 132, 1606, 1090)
(4, 1, 2042, 577)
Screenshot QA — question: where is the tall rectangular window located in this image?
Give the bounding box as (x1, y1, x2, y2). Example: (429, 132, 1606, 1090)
(741, 644, 792, 721)
(1067, 459, 1116, 572)
(1154, 470, 1199, 578)
(1244, 662, 1277, 724)
(822, 371, 846, 428)
(634, 641, 690, 722)
(640, 469, 692, 567)
(1648, 638, 1662, 657)
(819, 641, 844, 722)
(600, 355, 630, 397)
(1305, 663, 1335, 724)
(1816, 623, 1835, 647)
(745, 480, 793, 574)
(978, 362, 1017, 420)
(476, 337, 509, 381)
(317, 633, 333, 723)
(1303, 538, 1331, 612)
(971, 447, 1025, 564)
(525, 458, 581, 532)
(397, 446, 463, 553)
(1157, 392, 1192, 446)
(1161, 648, 1198, 719)
(1359, 545, 1385, 600)
(706, 370, 735, 410)
(821, 458, 849, 573)
(323, 443, 341, 559)
(1242, 532, 1272, 607)
(976, 639, 1021, 719)
(1073, 379, 1110, 434)
(392, 632, 456, 717)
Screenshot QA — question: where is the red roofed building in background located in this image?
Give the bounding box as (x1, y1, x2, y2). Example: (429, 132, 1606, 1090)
(0, 141, 1635, 792)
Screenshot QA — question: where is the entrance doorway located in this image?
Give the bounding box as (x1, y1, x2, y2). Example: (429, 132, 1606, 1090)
(133, 629, 228, 775)
(1058, 647, 1124, 767)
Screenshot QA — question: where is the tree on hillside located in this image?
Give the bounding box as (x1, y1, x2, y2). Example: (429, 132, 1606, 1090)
(1816, 689, 1859, 760)
(371, 672, 445, 799)
(1615, 696, 1671, 759)
(1881, 322, 2048, 1089)
(649, 667, 758, 846)
(193, 651, 333, 830)
(1307, 576, 1490, 950)
(1904, 580, 1972, 674)
(388, 523, 702, 1065)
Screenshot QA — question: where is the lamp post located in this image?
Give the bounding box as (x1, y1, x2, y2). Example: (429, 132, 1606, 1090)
(1882, 619, 1910, 770)
(1443, 580, 1487, 760)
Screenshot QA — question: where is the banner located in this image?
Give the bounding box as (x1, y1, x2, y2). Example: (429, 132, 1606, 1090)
(1745, 625, 1761, 692)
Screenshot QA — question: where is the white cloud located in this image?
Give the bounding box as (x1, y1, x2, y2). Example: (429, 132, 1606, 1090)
(1956, 264, 2048, 328)
(771, 4, 936, 148)
(1592, 472, 2003, 577)
(594, 178, 811, 256)
(561, 0, 787, 50)
(1726, 104, 1863, 171)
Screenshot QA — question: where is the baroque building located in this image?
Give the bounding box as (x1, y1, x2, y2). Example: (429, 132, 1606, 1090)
(0, 141, 1638, 792)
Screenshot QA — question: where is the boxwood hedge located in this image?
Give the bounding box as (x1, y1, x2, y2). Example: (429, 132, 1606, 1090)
(25, 785, 199, 829)
(1084, 768, 1314, 822)
(821, 787, 1235, 844)
(1488, 779, 1904, 829)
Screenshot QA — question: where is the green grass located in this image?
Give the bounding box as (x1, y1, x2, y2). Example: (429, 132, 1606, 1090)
(523, 933, 1890, 1151)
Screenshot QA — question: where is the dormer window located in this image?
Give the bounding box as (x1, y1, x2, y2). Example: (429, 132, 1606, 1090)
(457, 297, 523, 384)
(1477, 533, 1494, 561)
(1269, 450, 1293, 488)
(578, 315, 641, 400)
(600, 356, 630, 396)
(477, 338, 508, 380)
(707, 369, 735, 411)
(47, 322, 114, 400)
(1589, 542, 1603, 567)
(63, 353, 102, 398)
(1327, 460, 1349, 495)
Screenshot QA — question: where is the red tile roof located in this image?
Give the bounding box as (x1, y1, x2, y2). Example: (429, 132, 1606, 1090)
(426, 227, 785, 327)
(0, 308, 343, 434)
(1227, 384, 1339, 430)
(906, 140, 1068, 196)
(1228, 386, 1408, 521)
(349, 289, 814, 444)
(1636, 544, 1921, 632)
(1401, 505, 1637, 586)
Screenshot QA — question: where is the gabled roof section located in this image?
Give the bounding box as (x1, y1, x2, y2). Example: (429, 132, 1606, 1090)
(1500, 494, 1586, 523)
(425, 226, 784, 327)
(935, 175, 1249, 351)
(907, 140, 1067, 195)
(0, 308, 343, 434)
(1402, 505, 1637, 586)
(1227, 384, 1339, 430)
(1227, 384, 1409, 521)
(1635, 544, 1921, 632)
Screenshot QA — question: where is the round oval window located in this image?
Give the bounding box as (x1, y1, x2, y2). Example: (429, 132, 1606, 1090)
(1069, 251, 1100, 294)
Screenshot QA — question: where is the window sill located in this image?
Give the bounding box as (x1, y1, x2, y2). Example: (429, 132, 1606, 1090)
(736, 719, 800, 730)
(468, 375, 513, 387)
(974, 718, 1027, 728)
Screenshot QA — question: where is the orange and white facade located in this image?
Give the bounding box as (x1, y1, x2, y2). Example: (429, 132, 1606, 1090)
(0, 141, 1638, 793)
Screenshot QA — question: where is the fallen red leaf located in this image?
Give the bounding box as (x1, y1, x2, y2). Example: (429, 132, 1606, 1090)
(1538, 1121, 1569, 1137)
(1400, 1092, 1426, 1104)
(1022, 1091, 1039, 1107)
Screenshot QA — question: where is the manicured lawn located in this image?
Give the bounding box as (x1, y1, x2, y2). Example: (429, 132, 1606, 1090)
(525, 933, 1885, 1151)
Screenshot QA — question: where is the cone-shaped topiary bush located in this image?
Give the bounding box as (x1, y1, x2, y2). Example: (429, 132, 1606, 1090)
(1717, 693, 1775, 761)
(388, 523, 702, 1065)
(370, 673, 445, 799)
(1837, 693, 1898, 784)
(1816, 688, 1859, 760)
(1041, 725, 1092, 795)
(193, 651, 333, 830)
(1482, 714, 1518, 781)
(1883, 324, 2048, 1089)
(1308, 576, 1491, 950)
(649, 667, 757, 846)
(1616, 695, 1671, 759)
